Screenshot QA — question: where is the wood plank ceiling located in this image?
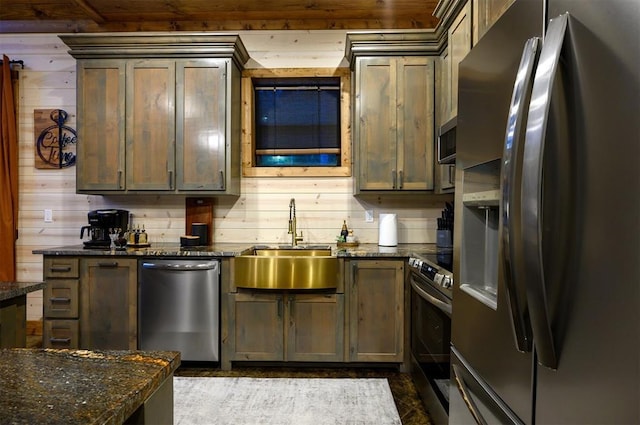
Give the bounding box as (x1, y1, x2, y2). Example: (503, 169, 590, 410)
(0, 0, 441, 33)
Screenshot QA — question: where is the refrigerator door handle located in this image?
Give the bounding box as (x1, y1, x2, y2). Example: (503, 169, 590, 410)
(521, 13, 569, 370)
(500, 36, 540, 353)
(452, 364, 489, 425)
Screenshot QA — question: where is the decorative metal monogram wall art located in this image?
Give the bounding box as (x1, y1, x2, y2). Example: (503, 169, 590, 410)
(34, 109, 77, 169)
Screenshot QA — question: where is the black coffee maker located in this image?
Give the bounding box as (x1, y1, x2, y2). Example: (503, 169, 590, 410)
(80, 209, 129, 249)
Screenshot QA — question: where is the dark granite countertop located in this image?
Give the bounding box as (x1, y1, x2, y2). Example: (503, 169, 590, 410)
(33, 243, 437, 258)
(0, 282, 45, 302)
(0, 348, 180, 425)
(32, 243, 251, 257)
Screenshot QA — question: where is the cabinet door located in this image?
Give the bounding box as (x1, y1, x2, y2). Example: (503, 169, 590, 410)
(43, 279, 79, 318)
(1, 297, 26, 348)
(43, 319, 79, 349)
(126, 60, 176, 190)
(80, 258, 137, 350)
(448, 1, 472, 120)
(76, 60, 126, 191)
(438, 48, 452, 127)
(287, 294, 344, 362)
(349, 260, 405, 362)
(228, 292, 284, 361)
(176, 59, 228, 191)
(473, 0, 515, 44)
(397, 57, 435, 191)
(356, 57, 397, 190)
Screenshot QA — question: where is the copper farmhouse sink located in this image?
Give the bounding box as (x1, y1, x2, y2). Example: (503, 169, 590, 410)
(234, 247, 339, 290)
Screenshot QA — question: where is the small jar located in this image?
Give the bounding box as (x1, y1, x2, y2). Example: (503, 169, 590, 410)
(346, 230, 356, 243)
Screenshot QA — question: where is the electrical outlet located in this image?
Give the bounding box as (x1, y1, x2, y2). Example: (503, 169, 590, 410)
(44, 209, 53, 223)
(365, 210, 374, 223)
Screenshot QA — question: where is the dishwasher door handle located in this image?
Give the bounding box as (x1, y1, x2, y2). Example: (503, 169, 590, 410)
(142, 261, 218, 271)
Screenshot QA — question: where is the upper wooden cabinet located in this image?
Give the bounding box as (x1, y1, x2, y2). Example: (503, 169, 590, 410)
(447, 1, 472, 122)
(473, 0, 515, 44)
(61, 34, 248, 195)
(346, 33, 439, 195)
(354, 57, 436, 192)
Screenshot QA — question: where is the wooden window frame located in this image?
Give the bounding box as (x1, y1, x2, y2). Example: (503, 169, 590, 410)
(242, 68, 351, 177)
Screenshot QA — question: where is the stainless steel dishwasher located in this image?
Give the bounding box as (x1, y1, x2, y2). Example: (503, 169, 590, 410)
(138, 258, 220, 362)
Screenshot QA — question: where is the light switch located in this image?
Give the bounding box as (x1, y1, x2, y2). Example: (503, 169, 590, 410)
(365, 210, 374, 223)
(44, 209, 53, 223)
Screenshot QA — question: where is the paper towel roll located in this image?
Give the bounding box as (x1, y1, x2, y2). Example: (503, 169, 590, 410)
(378, 213, 398, 246)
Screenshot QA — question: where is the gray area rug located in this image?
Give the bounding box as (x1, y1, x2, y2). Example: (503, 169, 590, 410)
(174, 376, 402, 424)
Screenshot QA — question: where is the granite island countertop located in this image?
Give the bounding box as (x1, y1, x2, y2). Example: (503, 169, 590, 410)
(33, 242, 438, 258)
(0, 348, 180, 425)
(0, 282, 45, 301)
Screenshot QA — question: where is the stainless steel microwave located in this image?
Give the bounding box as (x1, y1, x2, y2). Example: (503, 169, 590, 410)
(438, 116, 456, 164)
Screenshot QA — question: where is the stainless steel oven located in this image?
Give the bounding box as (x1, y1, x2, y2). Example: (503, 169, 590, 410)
(409, 251, 453, 425)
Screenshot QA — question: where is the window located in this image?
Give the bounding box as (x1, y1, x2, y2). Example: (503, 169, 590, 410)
(242, 68, 351, 177)
(255, 78, 340, 167)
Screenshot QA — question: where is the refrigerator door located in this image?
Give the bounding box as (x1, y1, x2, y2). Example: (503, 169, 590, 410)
(525, 1, 640, 422)
(452, 1, 543, 423)
(450, 347, 524, 425)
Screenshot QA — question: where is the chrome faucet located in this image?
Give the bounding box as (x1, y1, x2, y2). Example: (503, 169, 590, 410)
(288, 198, 304, 246)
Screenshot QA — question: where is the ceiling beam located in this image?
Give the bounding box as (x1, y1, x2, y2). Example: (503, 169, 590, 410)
(70, 0, 106, 24)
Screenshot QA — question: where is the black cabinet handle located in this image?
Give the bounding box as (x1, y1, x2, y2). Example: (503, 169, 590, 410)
(50, 297, 71, 304)
(49, 266, 71, 272)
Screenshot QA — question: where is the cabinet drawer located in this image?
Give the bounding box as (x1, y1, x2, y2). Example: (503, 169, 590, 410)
(44, 280, 79, 318)
(43, 320, 79, 349)
(44, 258, 79, 279)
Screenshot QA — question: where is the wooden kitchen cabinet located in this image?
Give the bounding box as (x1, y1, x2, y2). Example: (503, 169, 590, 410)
(225, 291, 344, 365)
(473, 0, 515, 44)
(80, 258, 137, 350)
(62, 34, 248, 195)
(227, 291, 285, 361)
(287, 293, 344, 362)
(348, 259, 405, 363)
(352, 56, 435, 193)
(75, 60, 126, 191)
(126, 59, 175, 190)
(43, 257, 80, 349)
(0, 298, 26, 348)
(446, 0, 472, 122)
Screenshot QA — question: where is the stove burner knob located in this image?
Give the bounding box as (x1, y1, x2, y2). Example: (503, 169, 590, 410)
(434, 273, 444, 286)
(442, 276, 453, 289)
(410, 258, 422, 269)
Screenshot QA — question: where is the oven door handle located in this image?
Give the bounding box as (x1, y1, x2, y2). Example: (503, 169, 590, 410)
(410, 279, 452, 317)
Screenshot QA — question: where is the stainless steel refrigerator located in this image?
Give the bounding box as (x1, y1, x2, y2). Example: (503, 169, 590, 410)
(450, 0, 640, 423)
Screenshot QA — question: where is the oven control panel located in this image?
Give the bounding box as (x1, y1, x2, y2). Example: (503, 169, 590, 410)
(409, 257, 453, 289)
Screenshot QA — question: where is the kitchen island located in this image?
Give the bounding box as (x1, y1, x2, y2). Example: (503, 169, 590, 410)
(0, 281, 45, 348)
(0, 348, 180, 425)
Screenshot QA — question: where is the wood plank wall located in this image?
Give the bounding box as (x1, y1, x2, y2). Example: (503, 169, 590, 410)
(0, 32, 450, 321)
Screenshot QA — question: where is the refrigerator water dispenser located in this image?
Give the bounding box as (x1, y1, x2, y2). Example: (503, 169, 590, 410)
(459, 160, 500, 309)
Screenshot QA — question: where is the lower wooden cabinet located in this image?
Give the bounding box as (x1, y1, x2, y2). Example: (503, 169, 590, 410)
(1, 297, 27, 348)
(43, 257, 80, 349)
(287, 293, 345, 362)
(226, 291, 345, 364)
(348, 259, 405, 362)
(43, 319, 79, 349)
(44, 279, 79, 318)
(227, 291, 284, 361)
(80, 258, 137, 350)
